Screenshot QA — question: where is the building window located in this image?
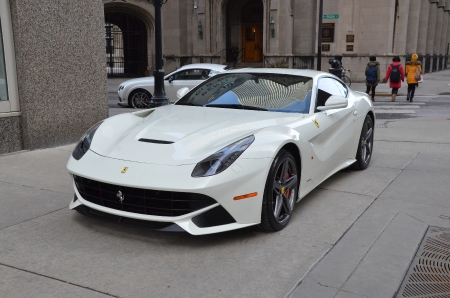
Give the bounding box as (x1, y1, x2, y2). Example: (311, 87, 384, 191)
(0, 19, 9, 102)
(0, 0, 19, 114)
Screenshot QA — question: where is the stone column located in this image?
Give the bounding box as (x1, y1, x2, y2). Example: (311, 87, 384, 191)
(393, 0, 411, 55)
(426, 1, 438, 54)
(445, 2, 450, 57)
(278, 0, 293, 55)
(440, 1, 450, 55)
(196, 0, 207, 57)
(434, 1, 445, 54)
(268, 0, 280, 54)
(406, 0, 421, 54)
(162, 0, 182, 56)
(292, 0, 316, 55)
(417, 0, 430, 54)
(214, 0, 226, 59)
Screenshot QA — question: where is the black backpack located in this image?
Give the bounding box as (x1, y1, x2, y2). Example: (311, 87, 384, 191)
(390, 64, 401, 83)
(366, 65, 377, 83)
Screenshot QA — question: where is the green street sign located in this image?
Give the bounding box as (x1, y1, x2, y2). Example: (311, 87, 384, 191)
(324, 14, 339, 19)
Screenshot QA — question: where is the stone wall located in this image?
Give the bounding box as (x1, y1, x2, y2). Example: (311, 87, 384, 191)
(0, 115, 22, 154)
(7, 0, 108, 152)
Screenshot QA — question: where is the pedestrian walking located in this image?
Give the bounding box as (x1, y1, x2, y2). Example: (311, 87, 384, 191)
(365, 56, 380, 102)
(383, 56, 405, 102)
(405, 53, 422, 102)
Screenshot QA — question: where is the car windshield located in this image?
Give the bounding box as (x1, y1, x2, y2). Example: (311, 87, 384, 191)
(175, 73, 313, 113)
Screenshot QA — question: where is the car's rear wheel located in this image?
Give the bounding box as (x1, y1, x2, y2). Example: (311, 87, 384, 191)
(259, 149, 298, 232)
(352, 114, 374, 170)
(129, 89, 151, 109)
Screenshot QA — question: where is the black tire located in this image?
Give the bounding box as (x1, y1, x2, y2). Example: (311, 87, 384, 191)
(259, 149, 299, 232)
(343, 75, 352, 87)
(129, 89, 152, 109)
(351, 115, 374, 170)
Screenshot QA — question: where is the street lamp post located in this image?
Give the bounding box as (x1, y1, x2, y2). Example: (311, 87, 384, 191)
(148, 0, 169, 108)
(317, 0, 323, 71)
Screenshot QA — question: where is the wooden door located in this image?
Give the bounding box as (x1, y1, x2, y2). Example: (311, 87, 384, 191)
(242, 25, 262, 62)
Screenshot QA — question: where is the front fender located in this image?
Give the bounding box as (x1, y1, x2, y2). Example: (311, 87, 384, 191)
(241, 125, 307, 160)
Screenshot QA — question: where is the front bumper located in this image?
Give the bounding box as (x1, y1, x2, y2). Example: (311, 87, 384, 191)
(117, 93, 128, 107)
(67, 150, 272, 235)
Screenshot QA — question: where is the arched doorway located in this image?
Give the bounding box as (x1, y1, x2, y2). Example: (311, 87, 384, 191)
(105, 12, 147, 77)
(226, 0, 263, 63)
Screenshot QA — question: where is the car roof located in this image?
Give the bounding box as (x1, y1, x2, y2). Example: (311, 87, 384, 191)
(178, 63, 227, 71)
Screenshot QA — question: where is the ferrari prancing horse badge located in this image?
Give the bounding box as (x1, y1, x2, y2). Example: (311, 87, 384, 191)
(313, 119, 320, 128)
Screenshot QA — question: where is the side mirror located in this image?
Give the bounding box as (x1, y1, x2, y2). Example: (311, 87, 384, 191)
(169, 76, 174, 83)
(317, 95, 348, 111)
(176, 87, 189, 99)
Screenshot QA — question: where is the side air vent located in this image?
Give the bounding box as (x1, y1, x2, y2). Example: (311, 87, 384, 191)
(138, 138, 174, 144)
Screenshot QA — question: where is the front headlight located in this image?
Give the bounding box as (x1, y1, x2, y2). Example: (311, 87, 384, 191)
(192, 135, 255, 177)
(118, 85, 124, 91)
(72, 121, 103, 160)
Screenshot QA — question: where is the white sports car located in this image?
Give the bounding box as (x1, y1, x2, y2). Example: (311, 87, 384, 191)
(117, 63, 228, 108)
(68, 68, 375, 235)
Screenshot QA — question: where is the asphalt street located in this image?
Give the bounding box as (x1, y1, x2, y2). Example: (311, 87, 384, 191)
(1, 70, 450, 298)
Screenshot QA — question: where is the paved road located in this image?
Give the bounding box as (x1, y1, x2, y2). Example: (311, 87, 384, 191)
(1, 73, 449, 298)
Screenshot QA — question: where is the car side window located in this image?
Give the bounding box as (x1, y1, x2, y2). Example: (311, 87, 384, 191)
(316, 77, 344, 109)
(167, 69, 213, 81)
(167, 70, 186, 81)
(333, 79, 348, 97)
(182, 69, 210, 80)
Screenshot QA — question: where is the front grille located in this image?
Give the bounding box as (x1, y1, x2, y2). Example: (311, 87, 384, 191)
(74, 175, 216, 217)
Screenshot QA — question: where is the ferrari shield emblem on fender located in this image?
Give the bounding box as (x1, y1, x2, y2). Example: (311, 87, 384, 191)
(121, 167, 128, 173)
(313, 119, 320, 128)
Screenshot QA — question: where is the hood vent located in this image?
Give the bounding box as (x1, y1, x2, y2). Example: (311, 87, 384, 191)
(138, 138, 174, 144)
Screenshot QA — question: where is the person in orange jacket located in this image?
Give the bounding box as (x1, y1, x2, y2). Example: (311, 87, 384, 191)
(405, 53, 422, 102)
(383, 56, 405, 102)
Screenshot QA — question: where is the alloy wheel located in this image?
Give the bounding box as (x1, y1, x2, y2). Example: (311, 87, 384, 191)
(131, 91, 150, 109)
(272, 157, 298, 225)
(361, 118, 373, 164)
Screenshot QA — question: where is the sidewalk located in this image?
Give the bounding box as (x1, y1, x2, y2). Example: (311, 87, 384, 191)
(351, 68, 450, 96)
(1, 72, 450, 298)
(290, 116, 450, 297)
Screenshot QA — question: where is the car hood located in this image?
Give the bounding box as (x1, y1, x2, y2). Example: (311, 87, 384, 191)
(90, 105, 300, 165)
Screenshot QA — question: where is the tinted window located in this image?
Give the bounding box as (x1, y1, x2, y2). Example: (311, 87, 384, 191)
(169, 69, 210, 81)
(176, 73, 313, 114)
(316, 77, 345, 107)
(0, 19, 8, 102)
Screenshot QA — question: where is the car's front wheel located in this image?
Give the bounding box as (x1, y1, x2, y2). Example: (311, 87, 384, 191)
(129, 89, 151, 109)
(352, 114, 374, 170)
(259, 149, 299, 232)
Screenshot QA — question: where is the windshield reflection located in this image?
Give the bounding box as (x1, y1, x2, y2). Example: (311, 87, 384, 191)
(175, 73, 313, 114)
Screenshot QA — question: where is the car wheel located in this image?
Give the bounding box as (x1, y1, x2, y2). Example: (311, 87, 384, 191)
(351, 114, 374, 170)
(129, 89, 151, 109)
(259, 149, 299, 232)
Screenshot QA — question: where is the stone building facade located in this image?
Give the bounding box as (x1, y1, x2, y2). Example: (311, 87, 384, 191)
(103, 0, 450, 82)
(0, 0, 107, 154)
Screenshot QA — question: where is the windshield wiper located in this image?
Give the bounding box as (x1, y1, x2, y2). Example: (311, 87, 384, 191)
(206, 104, 267, 111)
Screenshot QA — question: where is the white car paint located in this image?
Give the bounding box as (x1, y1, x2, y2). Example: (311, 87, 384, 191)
(68, 68, 375, 235)
(117, 63, 228, 108)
